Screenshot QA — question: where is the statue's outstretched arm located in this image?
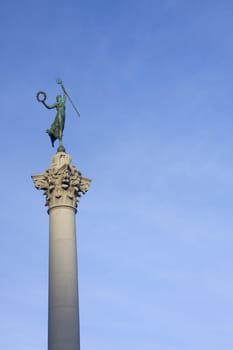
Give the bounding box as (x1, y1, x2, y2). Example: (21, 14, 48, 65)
(59, 83, 67, 103)
(42, 101, 57, 110)
(63, 91, 67, 103)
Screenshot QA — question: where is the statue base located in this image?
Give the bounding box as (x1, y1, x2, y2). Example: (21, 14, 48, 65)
(57, 144, 66, 153)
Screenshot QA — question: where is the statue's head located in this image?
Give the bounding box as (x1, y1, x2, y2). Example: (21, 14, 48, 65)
(56, 95, 62, 102)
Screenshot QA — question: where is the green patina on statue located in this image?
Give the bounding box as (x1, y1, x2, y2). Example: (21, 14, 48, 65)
(37, 79, 80, 153)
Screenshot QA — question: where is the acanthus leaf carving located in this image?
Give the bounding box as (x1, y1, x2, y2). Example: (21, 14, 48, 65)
(32, 153, 91, 211)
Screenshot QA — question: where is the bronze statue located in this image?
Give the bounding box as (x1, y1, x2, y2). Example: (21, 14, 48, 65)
(36, 79, 80, 152)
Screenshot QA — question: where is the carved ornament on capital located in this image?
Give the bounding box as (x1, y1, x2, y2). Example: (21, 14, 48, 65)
(32, 153, 91, 211)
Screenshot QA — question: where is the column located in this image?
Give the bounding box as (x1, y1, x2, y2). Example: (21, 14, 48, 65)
(32, 152, 91, 350)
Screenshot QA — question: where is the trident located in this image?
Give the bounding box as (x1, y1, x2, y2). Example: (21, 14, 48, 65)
(56, 78, 81, 117)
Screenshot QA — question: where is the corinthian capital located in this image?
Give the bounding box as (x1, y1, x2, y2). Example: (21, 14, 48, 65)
(32, 152, 91, 211)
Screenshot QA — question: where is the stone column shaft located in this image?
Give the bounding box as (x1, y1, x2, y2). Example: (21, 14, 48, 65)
(48, 206, 79, 350)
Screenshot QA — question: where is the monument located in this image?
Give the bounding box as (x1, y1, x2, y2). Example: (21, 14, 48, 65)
(32, 80, 91, 350)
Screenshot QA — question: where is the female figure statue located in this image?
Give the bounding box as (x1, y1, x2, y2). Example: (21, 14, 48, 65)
(37, 90, 67, 150)
(36, 79, 80, 152)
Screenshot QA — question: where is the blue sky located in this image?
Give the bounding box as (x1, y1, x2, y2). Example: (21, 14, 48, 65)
(1, 0, 233, 349)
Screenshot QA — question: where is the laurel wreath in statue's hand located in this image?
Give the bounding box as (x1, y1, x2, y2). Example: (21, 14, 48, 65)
(36, 91, 47, 103)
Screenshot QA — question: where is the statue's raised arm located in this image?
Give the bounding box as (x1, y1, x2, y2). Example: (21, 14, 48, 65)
(57, 78, 80, 117)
